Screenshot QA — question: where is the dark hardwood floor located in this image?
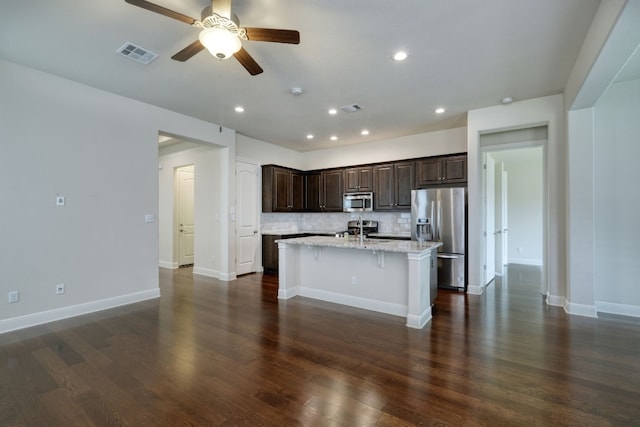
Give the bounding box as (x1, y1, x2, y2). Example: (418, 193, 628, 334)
(1, 265, 639, 426)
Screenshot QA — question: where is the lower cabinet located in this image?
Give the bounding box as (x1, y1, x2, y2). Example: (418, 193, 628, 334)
(262, 234, 306, 273)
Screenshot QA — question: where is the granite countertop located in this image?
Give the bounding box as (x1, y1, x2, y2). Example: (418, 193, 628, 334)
(276, 235, 442, 254)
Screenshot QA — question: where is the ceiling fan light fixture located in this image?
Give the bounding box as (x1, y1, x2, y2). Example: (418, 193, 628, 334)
(199, 27, 242, 59)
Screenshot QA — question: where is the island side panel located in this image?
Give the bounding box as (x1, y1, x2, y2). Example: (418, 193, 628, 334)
(277, 242, 300, 299)
(406, 250, 432, 329)
(296, 245, 409, 317)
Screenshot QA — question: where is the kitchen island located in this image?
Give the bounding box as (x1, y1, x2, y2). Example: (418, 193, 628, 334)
(276, 236, 441, 329)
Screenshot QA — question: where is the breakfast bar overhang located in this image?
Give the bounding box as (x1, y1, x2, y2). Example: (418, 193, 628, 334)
(276, 236, 442, 329)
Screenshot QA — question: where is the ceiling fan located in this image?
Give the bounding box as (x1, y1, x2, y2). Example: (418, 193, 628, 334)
(124, 0, 300, 75)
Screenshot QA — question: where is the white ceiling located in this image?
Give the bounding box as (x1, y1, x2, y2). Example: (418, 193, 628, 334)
(0, 0, 603, 152)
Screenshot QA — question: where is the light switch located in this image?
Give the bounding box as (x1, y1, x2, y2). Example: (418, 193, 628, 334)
(144, 214, 154, 223)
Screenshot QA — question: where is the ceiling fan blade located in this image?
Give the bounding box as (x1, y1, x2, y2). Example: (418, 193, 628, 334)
(172, 40, 206, 62)
(124, 0, 196, 25)
(234, 47, 264, 75)
(245, 28, 300, 44)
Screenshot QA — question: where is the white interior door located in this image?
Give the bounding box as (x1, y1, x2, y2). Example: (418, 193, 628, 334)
(494, 162, 504, 276)
(236, 161, 259, 275)
(177, 165, 194, 266)
(485, 154, 496, 285)
(501, 169, 509, 268)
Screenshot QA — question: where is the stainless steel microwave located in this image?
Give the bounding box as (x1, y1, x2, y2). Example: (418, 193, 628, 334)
(343, 192, 373, 212)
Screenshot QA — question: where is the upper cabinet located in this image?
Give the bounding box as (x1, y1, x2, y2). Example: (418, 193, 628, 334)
(263, 153, 466, 213)
(344, 166, 373, 192)
(373, 161, 414, 211)
(262, 165, 305, 212)
(415, 154, 467, 187)
(321, 169, 344, 211)
(307, 169, 344, 212)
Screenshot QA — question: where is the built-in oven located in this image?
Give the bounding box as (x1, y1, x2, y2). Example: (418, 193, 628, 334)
(343, 192, 373, 212)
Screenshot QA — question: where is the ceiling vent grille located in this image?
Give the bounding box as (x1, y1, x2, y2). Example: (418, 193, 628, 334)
(339, 103, 363, 113)
(116, 42, 158, 65)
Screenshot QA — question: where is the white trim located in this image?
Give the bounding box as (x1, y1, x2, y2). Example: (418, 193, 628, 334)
(0, 289, 161, 334)
(508, 258, 543, 266)
(466, 284, 484, 295)
(192, 266, 237, 281)
(298, 287, 407, 318)
(564, 300, 598, 318)
(546, 293, 565, 307)
(159, 260, 178, 269)
(278, 286, 299, 299)
(596, 301, 640, 318)
(406, 308, 432, 329)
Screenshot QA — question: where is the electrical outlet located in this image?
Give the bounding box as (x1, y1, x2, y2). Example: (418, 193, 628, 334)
(351, 276, 357, 285)
(56, 284, 65, 295)
(56, 196, 65, 206)
(8, 291, 19, 304)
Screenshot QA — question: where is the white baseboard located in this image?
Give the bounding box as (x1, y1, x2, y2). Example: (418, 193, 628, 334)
(466, 284, 484, 295)
(159, 260, 178, 269)
(508, 258, 543, 266)
(298, 287, 407, 318)
(596, 301, 640, 318)
(0, 288, 161, 334)
(406, 308, 432, 329)
(277, 286, 299, 299)
(564, 300, 598, 318)
(546, 293, 565, 307)
(192, 266, 236, 281)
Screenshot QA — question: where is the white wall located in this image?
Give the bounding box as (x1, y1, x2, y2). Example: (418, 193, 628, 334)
(237, 127, 467, 171)
(492, 148, 544, 265)
(236, 134, 305, 169)
(299, 127, 467, 170)
(467, 95, 565, 298)
(0, 59, 235, 332)
(593, 78, 640, 316)
(158, 143, 221, 277)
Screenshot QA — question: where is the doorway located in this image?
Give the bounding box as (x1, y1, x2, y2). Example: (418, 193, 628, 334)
(481, 138, 546, 294)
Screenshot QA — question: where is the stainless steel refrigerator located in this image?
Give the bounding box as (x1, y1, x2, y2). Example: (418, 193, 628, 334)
(411, 188, 466, 290)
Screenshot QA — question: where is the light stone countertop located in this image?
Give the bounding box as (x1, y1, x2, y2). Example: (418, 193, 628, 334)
(276, 235, 442, 254)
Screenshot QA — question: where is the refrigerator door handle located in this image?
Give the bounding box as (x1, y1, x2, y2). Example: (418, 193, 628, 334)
(437, 199, 442, 241)
(438, 254, 463, 259)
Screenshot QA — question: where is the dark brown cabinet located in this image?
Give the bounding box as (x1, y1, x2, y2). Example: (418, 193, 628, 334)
(373, 161, 414, 211)
(415, 154, 467, 187)
(321, 169, 344, 211)
(344, 166, 373, 192)
(306, 169, 344, 212)
(262, 233, 306, 273)
(262, 165, 305, 212)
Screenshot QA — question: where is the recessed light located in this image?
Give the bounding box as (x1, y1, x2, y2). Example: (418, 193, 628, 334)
(361, 129, 370, 136)
(306, 134, 314, 140)
(435, 107, 446, 114)
(393, 51, 408, 61)
(234, 106, 245, 113)
(328, 108, 338, 115)
(330, 135, 338, 141)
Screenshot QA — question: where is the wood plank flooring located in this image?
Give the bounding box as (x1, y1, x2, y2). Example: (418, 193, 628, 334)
(1, 265, 639, 426)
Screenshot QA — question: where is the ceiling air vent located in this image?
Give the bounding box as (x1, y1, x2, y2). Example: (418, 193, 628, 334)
(339, 103, 363, 113)
(116, 42, 158, 65)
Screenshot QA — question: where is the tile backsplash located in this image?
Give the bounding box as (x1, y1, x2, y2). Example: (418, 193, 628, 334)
(261, 212, 412, 235)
